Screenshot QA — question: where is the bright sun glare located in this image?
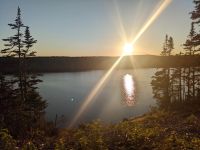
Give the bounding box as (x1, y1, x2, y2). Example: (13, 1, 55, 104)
(123, 43, 134, 55)
(69, 0, 172, 127)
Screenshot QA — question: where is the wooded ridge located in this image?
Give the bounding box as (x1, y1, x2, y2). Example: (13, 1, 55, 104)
(1, 55, 200, 73)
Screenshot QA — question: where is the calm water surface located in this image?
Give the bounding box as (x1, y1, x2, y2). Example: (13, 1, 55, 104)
(38, 69, 156, 126)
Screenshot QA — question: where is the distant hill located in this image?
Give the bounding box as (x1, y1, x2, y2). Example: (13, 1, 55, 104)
(0, 55, 200, 73)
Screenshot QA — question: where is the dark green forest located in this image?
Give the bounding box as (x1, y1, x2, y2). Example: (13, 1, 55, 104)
(0, 1, 200, 149)
(1, 55, 200, 73)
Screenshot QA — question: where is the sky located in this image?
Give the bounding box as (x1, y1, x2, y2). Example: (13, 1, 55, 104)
(0, 0, 194, 56)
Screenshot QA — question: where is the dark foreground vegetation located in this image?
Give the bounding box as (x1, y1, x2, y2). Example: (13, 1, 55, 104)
(1, 1, 200, 149)
(55, 105, 200, 150)
(1, 55, 200, 73)
(1, 106, 200, 150)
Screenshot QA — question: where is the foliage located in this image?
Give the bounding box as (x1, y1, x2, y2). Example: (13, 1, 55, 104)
(0, 108, 199, 149)
(184, 114, 198, 124)
(151, 1, 200, 109)
(53, 109, 200, 150)
(0, 6, 52, 149)
(151, 35, 174, 109)
(0, 129, 17, 150)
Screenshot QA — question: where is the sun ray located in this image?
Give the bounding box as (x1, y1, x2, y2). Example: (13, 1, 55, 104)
(112, 0, 128, 43)
(131, 0, 172, 45)
(68, 0, 172, 127)
(68, 55, 123, 127)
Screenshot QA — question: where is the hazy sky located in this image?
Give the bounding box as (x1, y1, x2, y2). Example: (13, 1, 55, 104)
(0, 0, 193, 56)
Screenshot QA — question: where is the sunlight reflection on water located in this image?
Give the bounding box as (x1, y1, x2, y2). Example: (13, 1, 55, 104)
(123, 74, 136, 106)
(38, 69, 157, 125)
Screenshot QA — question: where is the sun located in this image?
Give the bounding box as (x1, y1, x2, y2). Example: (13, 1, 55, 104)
(123, 43, 134, 55)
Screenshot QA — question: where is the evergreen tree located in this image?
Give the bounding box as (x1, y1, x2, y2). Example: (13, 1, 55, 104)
(22, 26, 37, 57)
(151, 69, 169, 108)
(1, 7, 24, 57)
(183, 23, 196, 55)
(1, 7, 25, 101)
(183, 23, 196, 100)
(1, 7, 46, 138)
(191, 0, 200, 53)
(168, 37, 174, 55)
(170, 52, 183, 103)
(183, 0, 200, 100)
(151, 35, 174, 109)
(161, 35, 168, 56)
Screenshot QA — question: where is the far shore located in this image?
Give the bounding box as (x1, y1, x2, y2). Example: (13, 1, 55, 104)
(0, 55, 200, 73)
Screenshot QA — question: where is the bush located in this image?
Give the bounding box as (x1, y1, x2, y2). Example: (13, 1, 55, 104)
(0, 129, 17, 150)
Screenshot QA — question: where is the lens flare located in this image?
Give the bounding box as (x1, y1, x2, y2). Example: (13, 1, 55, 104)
(68, 56, 123, 127)
(113, 0, 127, 43)
(131, 0, 172, 45)
(123, 43, 134, 55)
(69, 0, 172, 127)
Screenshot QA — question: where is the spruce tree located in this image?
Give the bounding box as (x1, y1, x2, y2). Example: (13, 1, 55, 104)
(1, 7, 24, 57)
(184, 0, 200, 100)
(1, 7, 46, 138)
(151, 35, 174, 109)
(191, 0, 200, 53)
(183, 23, 197, 100)
(1, 7, 25, 101)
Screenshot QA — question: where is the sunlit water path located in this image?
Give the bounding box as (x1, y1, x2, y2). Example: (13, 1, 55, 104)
(38, 69, 156, 126)
(122, 74, 136, 106)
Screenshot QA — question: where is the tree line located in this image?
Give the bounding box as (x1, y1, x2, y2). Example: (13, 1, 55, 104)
(151, 0, 200, 109)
